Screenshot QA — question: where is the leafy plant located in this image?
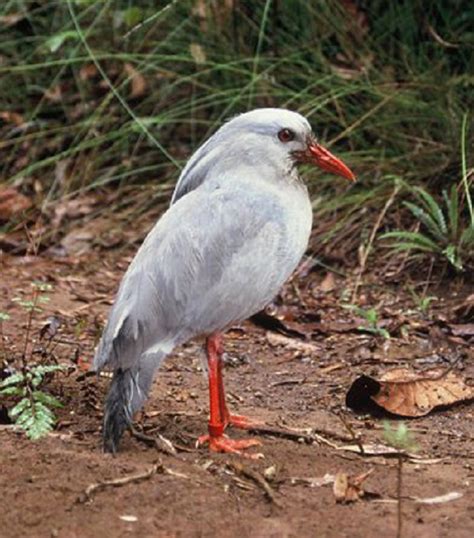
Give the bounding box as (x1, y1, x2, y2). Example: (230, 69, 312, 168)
(383, 422, 419, 538)
(382, 182, 474, 271)
(1, 282, 64, 440)
(0, 365, 63, 440)
(382, 114, 473, 272)
(407, 287, 436, 316)
(0, 1, 472, 258)
(346, 305, 390, 339)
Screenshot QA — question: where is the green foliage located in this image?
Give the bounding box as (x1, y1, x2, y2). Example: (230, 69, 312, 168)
(382, 181, 474, 271)
(0, 0, 471, 251)
(344, 305, 390, 339)
(1, 281, 64, 440)
(383, 421, 418, 453)
(0, 365, 64, 440)
(407, 288, 436, 315)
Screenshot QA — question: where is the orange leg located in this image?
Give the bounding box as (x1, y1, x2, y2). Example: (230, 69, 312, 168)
(197, 334, 263, 456)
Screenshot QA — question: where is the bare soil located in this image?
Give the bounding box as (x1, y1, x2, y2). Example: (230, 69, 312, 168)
(0, 249, 473, 538)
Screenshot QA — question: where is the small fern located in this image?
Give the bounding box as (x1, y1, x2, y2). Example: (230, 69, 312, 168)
(0, 365, 64, 440)
(1, 282, 65, 440)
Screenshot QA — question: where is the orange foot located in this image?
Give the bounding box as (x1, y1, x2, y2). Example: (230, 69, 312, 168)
(197, 434, 262, 458)
(227, 414, 265, 430)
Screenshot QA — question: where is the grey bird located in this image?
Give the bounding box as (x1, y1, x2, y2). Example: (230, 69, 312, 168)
(94, 108, 355, 455)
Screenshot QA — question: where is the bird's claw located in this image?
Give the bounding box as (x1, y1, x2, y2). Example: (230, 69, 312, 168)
(197, 434, 263, 459)
(227, 414, 264, 430)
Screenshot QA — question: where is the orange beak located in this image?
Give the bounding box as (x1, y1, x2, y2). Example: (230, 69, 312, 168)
(307, 141, 356, 182)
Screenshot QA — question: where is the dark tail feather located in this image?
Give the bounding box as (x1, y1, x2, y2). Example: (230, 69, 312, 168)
(102, 363, 156, 453)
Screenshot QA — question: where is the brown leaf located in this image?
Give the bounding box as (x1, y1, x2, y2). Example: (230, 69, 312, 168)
(266, 332, 319, 356)
(60, 228, 94, 256)
(0, 187, 32, 221)
(319, 272, 336, 292)
(0, 111, 25, 127)
(347, 368, 474, 417)
(124, 63, 147, 98)
(451, 294, 474, 323)
(333, 469, 373, 503)
(447, 323, 474, 337)
(52, 195, 96, 228)
(0, 13, 25, 27)
(79, 63, 98, 81)
(43, 85, 63, 103)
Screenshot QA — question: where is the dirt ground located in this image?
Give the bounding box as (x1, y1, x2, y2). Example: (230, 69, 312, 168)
(0, 248, 473, 538)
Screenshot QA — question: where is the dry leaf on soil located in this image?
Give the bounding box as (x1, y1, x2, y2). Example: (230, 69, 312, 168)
(266, 332, 319, 356)
(346, 368, 474, 417)
(333, 469, 374, 503)
(124, 63, 147, 98)
(0, 187, 32, 221)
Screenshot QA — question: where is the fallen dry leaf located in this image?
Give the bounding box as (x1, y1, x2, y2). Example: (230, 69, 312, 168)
(333, 469, 373, 503)
(447, 323, 474, 337)
(289, 474, 335, 488)
(266, 332, 319, 356)
(0, 187, 32, 221)
(79, 63, 98, 81)
(318, 271, 336, 292)
(124, 63, 147, 98)
(0, 111, 25, 127)
(346, 368, 474, 417)
(52, 195, 96, 228)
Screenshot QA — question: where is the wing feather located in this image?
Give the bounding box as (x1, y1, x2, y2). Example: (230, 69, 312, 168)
(94, 180, 304, 372)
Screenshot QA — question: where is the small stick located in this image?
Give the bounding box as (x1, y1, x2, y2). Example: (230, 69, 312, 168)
(247, 423, 350, 445)
(352, 184, 400, 301)
(337, 413, 365, 456)
(77, 462, 163, 503)
(130, 427, 177, 456)
(228, 462, 282, 507)
(397, 454, 403, 538)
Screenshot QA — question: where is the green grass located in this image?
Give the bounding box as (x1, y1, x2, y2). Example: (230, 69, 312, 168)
(0, 1, 472, 264)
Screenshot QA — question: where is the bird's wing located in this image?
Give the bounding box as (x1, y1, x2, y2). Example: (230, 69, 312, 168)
(94, 181, 297, 372)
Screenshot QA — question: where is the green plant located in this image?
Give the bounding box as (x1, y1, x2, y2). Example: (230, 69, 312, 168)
(382, 181, 474, 271)
(0, 365, 63, 440)
(1, 282, 64, 439)
(382, 113, 473, 272)
(407, 287, 436, 315)
(383, 422, 419, 538)
(346, 305, 390, 339)
(0, 1, 472, 258)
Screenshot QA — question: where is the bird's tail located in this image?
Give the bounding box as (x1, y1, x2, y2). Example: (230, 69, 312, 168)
(102, 356, 159, 453)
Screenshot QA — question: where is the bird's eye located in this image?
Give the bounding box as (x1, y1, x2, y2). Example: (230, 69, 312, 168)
(278, 128, 295, 143)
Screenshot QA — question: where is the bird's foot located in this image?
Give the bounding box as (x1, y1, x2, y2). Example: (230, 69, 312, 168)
(197, 433, 263, 458)
(227, 414, 265, 430)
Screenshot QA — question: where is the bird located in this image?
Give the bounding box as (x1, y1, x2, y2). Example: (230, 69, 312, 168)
(94, 108, 355, 455)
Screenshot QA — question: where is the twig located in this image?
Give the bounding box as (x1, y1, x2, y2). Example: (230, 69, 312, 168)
(352, 184, 400, 301)
(246, 423, 348, 448)
(269, 377, 306, 387)
(77, 462, 163, 503)
(397, 454, 403, 538)
(228, 462, 282, 507)
(337, 413, 365, 456)
(130, 427, 177, 456)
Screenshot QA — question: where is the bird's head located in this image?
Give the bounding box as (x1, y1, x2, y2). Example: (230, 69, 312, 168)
(172, 108, 355, 204)
(220, 108, 356, 182)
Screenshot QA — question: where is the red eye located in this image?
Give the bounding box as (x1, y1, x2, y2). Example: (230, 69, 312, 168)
(278, 128, 295, 143)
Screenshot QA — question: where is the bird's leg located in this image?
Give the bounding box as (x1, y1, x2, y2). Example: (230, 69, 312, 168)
(212, 334, 264, 430)
(197, 334, 261, 456)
